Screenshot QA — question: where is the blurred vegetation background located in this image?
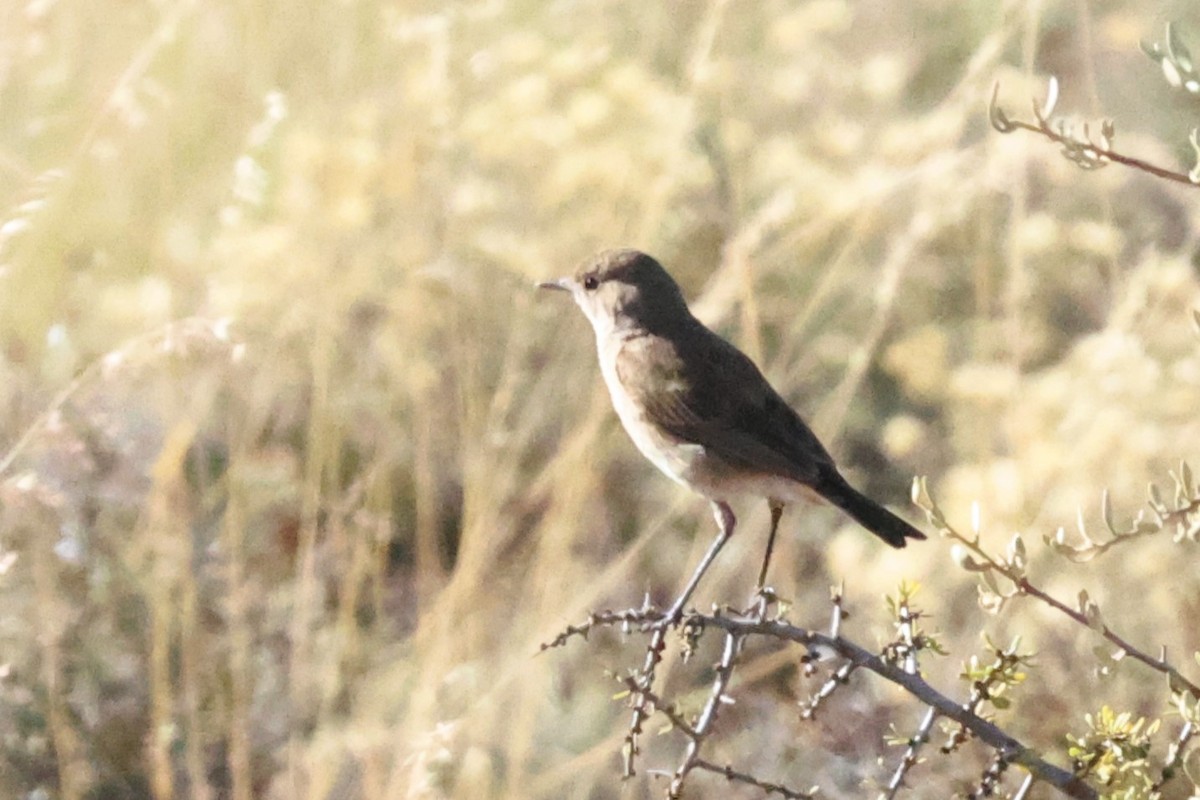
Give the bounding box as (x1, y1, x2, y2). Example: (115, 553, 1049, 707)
(1, 0, 1199, 797)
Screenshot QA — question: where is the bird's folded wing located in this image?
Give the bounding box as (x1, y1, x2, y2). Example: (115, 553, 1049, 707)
(616, 330, 834, 485)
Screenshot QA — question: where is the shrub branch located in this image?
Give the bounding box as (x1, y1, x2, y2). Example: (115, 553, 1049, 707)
(544, 593, 1097, 800)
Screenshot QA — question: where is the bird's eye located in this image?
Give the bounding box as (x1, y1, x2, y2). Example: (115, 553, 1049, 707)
(582, 275, 599, 291)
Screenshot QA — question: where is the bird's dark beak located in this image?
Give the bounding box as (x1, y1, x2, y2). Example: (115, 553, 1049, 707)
(536, 278, 571, 293)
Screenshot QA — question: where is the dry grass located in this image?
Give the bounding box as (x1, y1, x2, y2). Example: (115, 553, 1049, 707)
(1, 1, 1200, 798)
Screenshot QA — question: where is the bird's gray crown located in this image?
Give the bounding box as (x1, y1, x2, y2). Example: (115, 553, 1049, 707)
(574, 249, 692, 332)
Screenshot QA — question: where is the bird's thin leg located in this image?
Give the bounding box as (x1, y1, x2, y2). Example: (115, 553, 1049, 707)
(662, 501, 735, 624)
(755, 501, 784, 591)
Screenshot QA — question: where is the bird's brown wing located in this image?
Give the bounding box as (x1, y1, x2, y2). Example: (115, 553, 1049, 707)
(615, 326, 835, 486)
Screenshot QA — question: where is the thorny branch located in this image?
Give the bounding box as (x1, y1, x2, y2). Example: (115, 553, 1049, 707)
(667, 628, 740, 798)
(698, 612, 1097, 800)
(625, 620, 672, 776)
(543, 598, 1098, 800)
(879, 585, 942, 800)
(883, 706, 937, 800)
(690, 759, 814, 800)
(1153, 720, 1195, 794)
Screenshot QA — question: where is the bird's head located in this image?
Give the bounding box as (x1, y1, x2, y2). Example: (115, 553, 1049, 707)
(538, 249, 690, 337)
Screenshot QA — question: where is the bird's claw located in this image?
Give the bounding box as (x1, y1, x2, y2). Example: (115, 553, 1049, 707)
(745, 586, 780, 620)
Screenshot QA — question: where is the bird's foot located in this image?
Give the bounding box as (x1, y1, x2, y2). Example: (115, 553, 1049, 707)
(744, 585, 781, 621)
(652, 604, 684, 630)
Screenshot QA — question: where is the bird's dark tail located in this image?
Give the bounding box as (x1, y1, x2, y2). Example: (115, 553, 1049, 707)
(819, 473, 927, 548)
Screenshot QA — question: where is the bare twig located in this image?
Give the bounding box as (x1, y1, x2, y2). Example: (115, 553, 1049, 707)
(624, 622, 671, 776)
(1152, 720, 1196, 794)
(799, 588, 857, 717)
(800, 660, 857, 720)
(538, 601, 677, 778)
(537, 605, 660, 652)
(691, 759, 816, 799)
(882, 706, 938, 800)
(989, 80, 1200, 186)
(668, 629, 741, 797)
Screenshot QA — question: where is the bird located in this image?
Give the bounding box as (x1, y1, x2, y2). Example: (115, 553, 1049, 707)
(538, 248, 925, 621)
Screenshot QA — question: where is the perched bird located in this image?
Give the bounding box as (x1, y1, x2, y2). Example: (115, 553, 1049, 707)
(539, 249, 925, 621)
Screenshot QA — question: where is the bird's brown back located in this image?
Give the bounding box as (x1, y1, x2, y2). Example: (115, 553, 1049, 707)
(614, 319, 837, 488)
